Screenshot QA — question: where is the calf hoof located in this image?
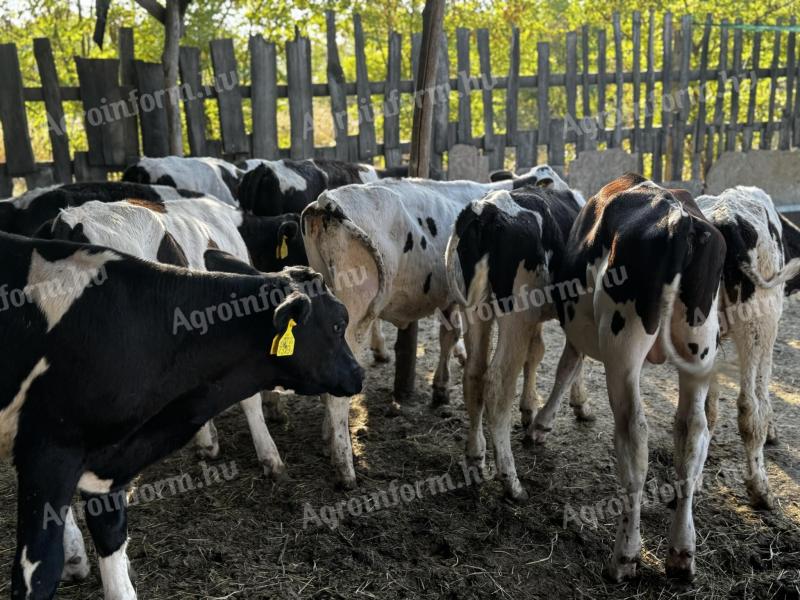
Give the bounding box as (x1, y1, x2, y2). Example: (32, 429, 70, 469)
(505, 481, 529, 503)
(747, 483, 776, 511)
(532, 424, 552, 445)
(335, 475, 357, 491)
(61, 555, 90, 582)
(603, 556, 639, 582)
(196, 443, 220, 460)
(572, 404, 596, 422)
(431, 386, 450, 406)
(372, 349, 392, 363)
(665, 549, 695, 582)
(766, 424, 779, 446)
(264, 461, 289, 482)
(520, 408, 534, 429)
(454, 340, 467, 366)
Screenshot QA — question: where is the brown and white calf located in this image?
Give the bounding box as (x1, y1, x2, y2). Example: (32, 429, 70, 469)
(697, 187, 800, 510)
(444, 185, 589, 501)
(531, 174, 727, 581)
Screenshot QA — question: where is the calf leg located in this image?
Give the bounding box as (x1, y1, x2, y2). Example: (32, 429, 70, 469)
(705, 371, 720, 437)
(731, 316, 777, 509)
(240, 394, 286, 481)
(666, 372, 712, 581)
(370, 320, 391, 363)
(193, 421, 219, 459)
(322, 394, 356, 488)
(529, 341, 584, 444)
(463, 311, 492, 472)
(12, 448, 82, 600)
(485, 316, 536, 501)
(60, 508, 90, 582)
(432, 306, 463, 406)
(82, 490, 136, 600)
(263, 390, 288, 424)
(519, 325, 545, 432)
(568, 361, 593, 421)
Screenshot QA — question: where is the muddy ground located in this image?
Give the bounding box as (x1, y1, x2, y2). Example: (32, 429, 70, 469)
(1, 309, 799, 599)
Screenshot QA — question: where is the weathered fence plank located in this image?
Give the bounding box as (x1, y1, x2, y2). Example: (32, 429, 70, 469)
(764, 20, 783, 149)
(354, 14, 377, 161)
(611, 13, 624, 148)
(76, 58, 126, 167)
(780, 17, 796, 149)
(744, 26, 762, 151)
(250, 34, 279, 159)
(33, 38, 71, 183)
(727, 19, 744, 152)
(507, 28, 520, 146)
(210, 39, 248, 156)
(178, 47, 207, 157)
(117, 28, 140, 165)
(597, 29, 607, 146)
(477, 28, 502, 170)
(325, 13, 348, 161)
(671, 15, 691, 179)
(631, 12, 642, 155)
(456, 28, 472, 144)
(286, 31, 314, 159)
(0, 44, 35, 176)
(384, 31, 403, 167)
(133, 61, 170, 157)
(537, 42, 550, 144)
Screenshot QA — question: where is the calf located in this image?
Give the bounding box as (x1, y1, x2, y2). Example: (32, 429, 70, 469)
(40, 196, 305, 478)
(0, 231, 362, 599)
(697, 187, 800, 510)
(123, 156, 243, 205)
(301, 168, 556, 486)
(444, 186, 589, 501)
(530, 174, 726, 581)
(0, 181, 202, 236)
(779, 213, 800, 295)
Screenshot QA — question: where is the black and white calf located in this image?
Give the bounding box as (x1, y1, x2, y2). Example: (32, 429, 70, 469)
(0, 181, 203, 236)
(40, 196, 305, 478)
(0, 232, 362, 599)
(444, 185, 589, 501)
(237, 158, 402, 217)
(301, 168, 558, 486)
(530, 174, 726, 581)
(697, 187, 800, 510)
(123, 156, 243, 206)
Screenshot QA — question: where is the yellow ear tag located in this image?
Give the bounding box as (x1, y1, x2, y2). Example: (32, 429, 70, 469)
(276, 235, 289, 260)
(270, 318, 297, 357)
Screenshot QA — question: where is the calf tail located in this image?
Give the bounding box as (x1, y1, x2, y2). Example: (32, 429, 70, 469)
(444, 215, 489, 308)
(444, 232, 470, 306)
(739, 256, 800, 290)
(658, 273, 713, 378)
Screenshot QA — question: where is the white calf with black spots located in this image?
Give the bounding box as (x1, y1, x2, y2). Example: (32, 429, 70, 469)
(698, 186, 800, 509)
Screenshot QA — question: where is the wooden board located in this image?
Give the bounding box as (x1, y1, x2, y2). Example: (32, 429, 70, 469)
(286, 33, 314, 159)
(210, 39, 249, 156)
(354, 14, 377, 161)
(178, 46, 207, 157)
(325, 12, 349, 161)
(0, 44, 37, 175)
(384, 31, 403, 167)
(33, 38, 71, 183)
(250, 35, 279, 159)
(75, 57, 126, 167)
(456, 28, 472, 144)
(133, 60, 170, 157)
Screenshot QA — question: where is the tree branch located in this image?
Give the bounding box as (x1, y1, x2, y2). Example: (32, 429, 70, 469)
(135, 0, 167, 23)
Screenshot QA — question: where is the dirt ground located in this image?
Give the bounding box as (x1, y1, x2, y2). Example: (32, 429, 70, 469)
(1, 308, 799, 599)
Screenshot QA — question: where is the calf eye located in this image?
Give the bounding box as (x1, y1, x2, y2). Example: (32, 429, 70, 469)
(333, 322, 344, 334)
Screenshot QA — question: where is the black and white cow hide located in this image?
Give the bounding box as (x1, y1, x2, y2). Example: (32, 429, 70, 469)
(0, 231, 361, 600)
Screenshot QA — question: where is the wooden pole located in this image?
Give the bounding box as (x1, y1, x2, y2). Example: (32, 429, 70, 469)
(163, 0, 184, 156)
(394, 0, 445, 402)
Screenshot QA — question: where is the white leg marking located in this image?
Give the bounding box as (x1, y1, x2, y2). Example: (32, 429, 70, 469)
(193, 421, 219, 459)
(77, 471, 114, 494)
(61, 508, 90, 581)
(21, 546, 41, 599)
(0, 358, 49, 459)
(240, 394, 286, 480)
(99, 541, 137, 600)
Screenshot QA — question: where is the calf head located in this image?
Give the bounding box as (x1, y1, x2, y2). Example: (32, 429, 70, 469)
(780, 214, 800, 295)
(240, 213, 308, 273)
(267, 267, 363, 397)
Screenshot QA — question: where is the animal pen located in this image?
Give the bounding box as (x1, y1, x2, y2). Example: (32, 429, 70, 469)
(1, 11, 799, 196)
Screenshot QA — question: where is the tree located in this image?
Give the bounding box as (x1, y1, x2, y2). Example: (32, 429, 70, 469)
(94, 0, 191, 156)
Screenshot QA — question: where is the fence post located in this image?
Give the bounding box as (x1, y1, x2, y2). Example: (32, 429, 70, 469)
(354, 14, 377, 162)
(325, 12, 349, 161)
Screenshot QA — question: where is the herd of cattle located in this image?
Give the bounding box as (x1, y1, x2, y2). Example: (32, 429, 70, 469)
(1, 153, 798, 599)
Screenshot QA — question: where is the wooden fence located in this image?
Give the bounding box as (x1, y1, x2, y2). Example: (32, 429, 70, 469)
(1, 10, 799, 196)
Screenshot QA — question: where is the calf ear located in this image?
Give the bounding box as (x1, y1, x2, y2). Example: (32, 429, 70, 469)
(204, 249, 260, 275)
(278, 220, 300, 241)
(31, 219, 56, 240)
(489, 170, 515, 182)
(274, 291, 312, 331)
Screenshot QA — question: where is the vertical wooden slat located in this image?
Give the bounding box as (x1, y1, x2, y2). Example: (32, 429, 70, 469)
(537, 42, 550, 145)
(325, 12, 348, 161)
(456, 28, 472, 144)
(645, 10, 656, 161)
(763, 20, 782, 149)
(384, 31, 402, 167)
(516, 130, 536, 172)
(33, 38, 71, 183)
(506, 27, 520, 147)
(744, 26, 762, 151)
(657, 12, 672, 181)
(477, 29, 502, 170)
(0, 44, 36, 176)
(133, 61, 170, 157)
(411, 33, 422, 91)
(432, 31, 450, 168)
(596, 29, 607, 146)
(581, 25, 595, 151)
(565, 31, 578, 148)
(178, 47, 208, 157)
(671, 15, 691, 179)
(76, 58, 125, 167)
(117, 28, 140, 164)
(631, 12, 642, 155)
(354, 14, 377, 161)
(712, 21, 729, 160)
(694, 15, 712, 163)
(548, 118, 565, 170)
(780, 17, 796, 150)
(727, 19, 744, 151)
(611, 13, 624, 149)
(210, 39, 248, 157)
(286, 31, 314, 159)
(250, 34, 279, 159)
